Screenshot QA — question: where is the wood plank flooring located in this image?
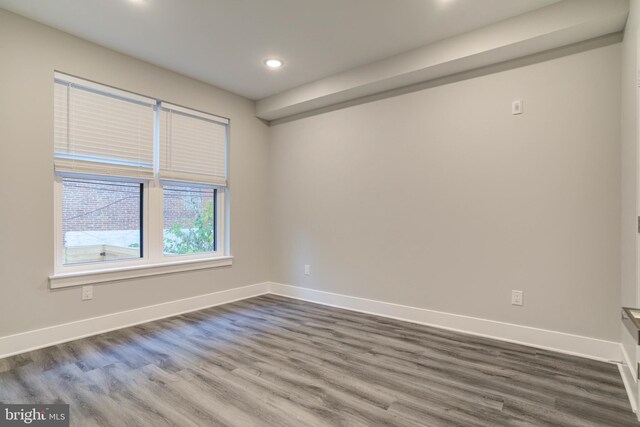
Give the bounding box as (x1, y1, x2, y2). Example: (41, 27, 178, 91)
(0, 294, 636, 426)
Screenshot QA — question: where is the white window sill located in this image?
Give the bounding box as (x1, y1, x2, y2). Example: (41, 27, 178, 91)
(49, 256, 234, 289)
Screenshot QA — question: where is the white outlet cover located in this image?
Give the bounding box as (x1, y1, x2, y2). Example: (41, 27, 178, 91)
(511, 290, 523, 306)
(512, 100, 523, 115)
(304, 265, 311, 276)
(82, 285, 93, 301)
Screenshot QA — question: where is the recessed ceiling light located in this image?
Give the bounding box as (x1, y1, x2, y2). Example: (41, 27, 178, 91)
(265, 59, 284, 69)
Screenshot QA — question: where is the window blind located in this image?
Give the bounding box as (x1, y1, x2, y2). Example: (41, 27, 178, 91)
(54, 73, 156, 179)
(159, 102, 228, 186)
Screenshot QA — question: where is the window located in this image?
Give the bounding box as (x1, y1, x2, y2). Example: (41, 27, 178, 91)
(163, 185, 216, 256)
(53, 73, 229, 282)
(62, 178, 143, 264)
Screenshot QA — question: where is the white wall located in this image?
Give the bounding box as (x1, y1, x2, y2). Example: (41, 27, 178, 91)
(269, 43, 622, 341)
(622, 0, 638, 322)
(0, 10, 270, 337)
(620, 0, 640, 394)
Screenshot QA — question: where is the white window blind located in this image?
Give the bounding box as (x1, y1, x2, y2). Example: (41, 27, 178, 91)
(54, 73, 156, 179)
(159, 102, 228, 186)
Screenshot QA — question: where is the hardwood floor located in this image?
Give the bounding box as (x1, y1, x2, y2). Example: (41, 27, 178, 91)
(0, 294, 636, 426)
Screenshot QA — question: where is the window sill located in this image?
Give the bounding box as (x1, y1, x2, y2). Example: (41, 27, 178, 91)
(49, 256, 234, 289)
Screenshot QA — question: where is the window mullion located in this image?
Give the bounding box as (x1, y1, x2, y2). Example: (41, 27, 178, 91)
(147, 180, 164, 262)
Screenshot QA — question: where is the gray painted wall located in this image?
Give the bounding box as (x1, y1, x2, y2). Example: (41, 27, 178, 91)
(620, 0, 639, 370)
(0, 9, 271, 336)
(269, 43, 622, 341)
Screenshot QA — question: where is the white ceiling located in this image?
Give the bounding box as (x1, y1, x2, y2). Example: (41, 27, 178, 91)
(0, 0, 560, 100)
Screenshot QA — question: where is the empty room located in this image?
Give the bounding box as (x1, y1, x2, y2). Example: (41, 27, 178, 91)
(2, 0, 640, 425)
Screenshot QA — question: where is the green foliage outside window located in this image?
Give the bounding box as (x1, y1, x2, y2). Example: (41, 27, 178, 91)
(164, 199, 214, 254)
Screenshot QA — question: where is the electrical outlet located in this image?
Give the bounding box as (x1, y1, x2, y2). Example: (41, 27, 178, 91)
(304, 264, 311, 276)
(511, 290, 523, 306)
(512, 100, 523, 115)
(82, 285, 93, 301)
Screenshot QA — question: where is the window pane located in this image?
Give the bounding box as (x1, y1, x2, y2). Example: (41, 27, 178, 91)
(163, 185, 215, 255)
(62, 178, 142, 265)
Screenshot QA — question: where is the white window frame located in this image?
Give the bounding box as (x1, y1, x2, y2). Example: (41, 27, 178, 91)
(153, 182, 226, 263)
(53, 175, 151, 274)
(50, 74, 232, 289)
(52, 178, 229, 285)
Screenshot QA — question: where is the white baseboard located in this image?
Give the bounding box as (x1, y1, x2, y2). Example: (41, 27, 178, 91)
(268, 282, 621, 363)
(0, 282, 270, 359)
(1, 280, 634, 418)
(619, 334, 639, 416)
(0, 281, 623, 367)
(619, 360, 638, 415)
